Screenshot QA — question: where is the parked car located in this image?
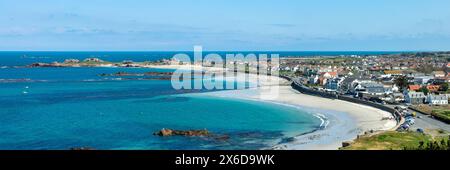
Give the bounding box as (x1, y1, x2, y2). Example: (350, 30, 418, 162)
(405, 112, 416, 117)
(399, 123, 410, 131)
(405, 118, 415, 125)
(417, 128, 424, 133)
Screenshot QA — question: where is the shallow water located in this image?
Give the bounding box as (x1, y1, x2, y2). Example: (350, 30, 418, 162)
(0, 66, 322, 150)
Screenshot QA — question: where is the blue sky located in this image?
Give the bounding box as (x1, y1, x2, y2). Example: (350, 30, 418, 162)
(0, 0, 450, 51)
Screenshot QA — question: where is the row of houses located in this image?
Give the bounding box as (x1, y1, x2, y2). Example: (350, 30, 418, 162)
(306, 71, 449, 105)
(404, 91, 449, 105)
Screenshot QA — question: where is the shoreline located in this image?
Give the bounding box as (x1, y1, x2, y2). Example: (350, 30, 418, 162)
(14, 63, 398, 150)
(152, 65, 397, 150)
(78, 63, 398, 150)
(197, 86, 396, 150)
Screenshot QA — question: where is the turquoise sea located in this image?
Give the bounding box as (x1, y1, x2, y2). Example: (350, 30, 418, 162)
(0, 51, 397, 150)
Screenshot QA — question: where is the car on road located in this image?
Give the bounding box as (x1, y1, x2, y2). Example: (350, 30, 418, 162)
(417, 128, 424, 133)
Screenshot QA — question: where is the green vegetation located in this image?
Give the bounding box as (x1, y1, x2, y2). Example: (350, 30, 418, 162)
(431, 110, 450, 124)
(279, 70, 294, 77)
(410, 104, 435, 115)
(411, 105, 450, 123)
(415, 64, 441, 74)
(394, 76, 409, 91)
(341, 131, 433, 150)
(440, 82, 449, 92)
(404, 136, 450, 150)
(419, 86, 430, 95)
(294, 70, 303, 76)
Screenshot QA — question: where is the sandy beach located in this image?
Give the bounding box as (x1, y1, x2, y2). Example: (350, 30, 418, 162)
(142, 64, 398, 149)
(201, 85, 397, 150)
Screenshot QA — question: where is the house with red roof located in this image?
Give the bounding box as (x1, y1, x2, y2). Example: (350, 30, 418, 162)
(408, 85, 421, 91)
(426, 85, 440, 92)
(321, 72, 338, 79)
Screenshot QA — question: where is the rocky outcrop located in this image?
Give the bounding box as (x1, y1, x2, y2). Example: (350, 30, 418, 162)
(154, 128, 211, 137)
(342, 141, 352, 147)
(23, 58, 187, 70)
(28, 62, 72, 68)
(98, 72, 143, 77)
(114, 72, 143, 76)
(98, 72, 173, 77)
(144, 72, 173, 76)
(28, 63, 58, 67)
(153, 128, 232, 142)
(213, 135, 230, 141)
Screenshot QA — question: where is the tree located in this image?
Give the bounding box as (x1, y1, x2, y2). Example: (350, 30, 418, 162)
(415, 64, 436, 74)
(394, 76, 409, 91)
(440, 82, 449, 92)
(419, 86, 430, 95)
(405, 135, 450, 150)
(294, 70, 303, 77)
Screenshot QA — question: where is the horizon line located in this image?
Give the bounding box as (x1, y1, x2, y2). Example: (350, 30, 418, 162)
(0, 50, 433, 53)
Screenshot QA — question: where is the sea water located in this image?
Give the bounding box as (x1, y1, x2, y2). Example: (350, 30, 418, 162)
(0, 51, 385, 150)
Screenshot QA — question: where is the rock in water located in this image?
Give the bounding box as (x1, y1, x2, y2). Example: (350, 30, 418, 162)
(214, 135, 230, 141)
(157, 128, 174, 136)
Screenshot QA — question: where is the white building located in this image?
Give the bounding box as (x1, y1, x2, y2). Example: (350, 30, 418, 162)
(325, 77, 345, 92)
(308, 75, 319, 84)
(413, 76, 434, 85)
(432, 71, 446, 78)
(427, 94, 448, 105)
(404, 91, 426, 105)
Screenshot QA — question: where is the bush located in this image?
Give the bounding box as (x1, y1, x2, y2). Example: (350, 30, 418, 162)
(404, 136, 450, 150)
(431, 110, 450, 124)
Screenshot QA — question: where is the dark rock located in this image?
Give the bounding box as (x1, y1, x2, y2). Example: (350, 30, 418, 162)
(214, 135, 230, 141)
(144, 72, 174, 76)
(28, 63, 52, 67)
(144, 77, 172, 80)
(155, 128, 174, 136)
(280, 137, 296, 143)
(28, 62, 65, 68)
(114, 72, 142, 76)
(342, 141, 352, 147)
(100, 72, 174, 77)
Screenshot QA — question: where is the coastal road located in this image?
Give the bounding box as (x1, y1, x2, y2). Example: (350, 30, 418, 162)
(409, 111, 450, 132)
(384, 104, 450, 132)
(291, 77, 450, 132)
(382, 104, 450, 132)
